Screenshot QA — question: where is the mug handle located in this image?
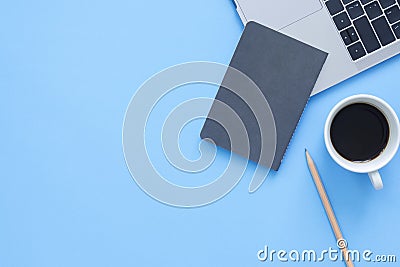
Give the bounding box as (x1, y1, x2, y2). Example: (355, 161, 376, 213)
(368, 171, 383, 190)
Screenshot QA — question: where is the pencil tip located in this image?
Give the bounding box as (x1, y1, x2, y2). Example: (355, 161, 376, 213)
(305, 149, 311, 162)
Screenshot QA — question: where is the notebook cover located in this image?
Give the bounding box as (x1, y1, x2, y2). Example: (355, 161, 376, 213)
(200, 21, 328, 171)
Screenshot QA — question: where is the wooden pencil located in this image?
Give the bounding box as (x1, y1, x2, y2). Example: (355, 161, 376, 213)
(305, 149, 354, 267)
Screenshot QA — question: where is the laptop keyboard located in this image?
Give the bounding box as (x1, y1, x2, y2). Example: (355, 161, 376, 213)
(324, 0, 400, 60)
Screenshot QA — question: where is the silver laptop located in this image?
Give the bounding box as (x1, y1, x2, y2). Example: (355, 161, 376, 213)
(232, 0, 400, 95)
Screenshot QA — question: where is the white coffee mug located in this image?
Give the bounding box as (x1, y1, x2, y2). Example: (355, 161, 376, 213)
(324, 94, 400, 190)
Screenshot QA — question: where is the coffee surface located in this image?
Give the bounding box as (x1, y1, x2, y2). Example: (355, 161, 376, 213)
(330, 103, 389, 162)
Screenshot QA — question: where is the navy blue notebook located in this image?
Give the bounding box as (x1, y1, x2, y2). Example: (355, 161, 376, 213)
(201, 22, 328, 170)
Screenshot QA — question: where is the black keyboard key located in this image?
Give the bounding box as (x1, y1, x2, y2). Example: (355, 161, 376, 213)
(348, 42, 367, 60)
(379, 0, 395, 9)
(348, 26, 360, 41)
(342, 0, 354, 4)
(326, 0, 344, 15)
(333, 12, 351, 30)
(385, 6, 400, 23)
(361, 0, 373, 4)
(354, 16, 381, 52)
(365, 1, 383, 19)
(372, 16, 396, 45)
(393, 22, 400, 38)
(347, 1, 365, 19)
(341, 30, 352, 45)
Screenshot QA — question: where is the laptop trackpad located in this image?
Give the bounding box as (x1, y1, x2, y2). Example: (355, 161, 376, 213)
(237, 0, 322, 30)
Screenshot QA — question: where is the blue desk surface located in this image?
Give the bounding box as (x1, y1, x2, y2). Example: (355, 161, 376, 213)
(1, 1, 399, 266)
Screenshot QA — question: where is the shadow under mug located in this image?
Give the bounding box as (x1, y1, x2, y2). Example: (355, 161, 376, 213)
(324, 94, 400, 190)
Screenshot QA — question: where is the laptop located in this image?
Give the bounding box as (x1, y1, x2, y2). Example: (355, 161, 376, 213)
(232, 0, 400, 95)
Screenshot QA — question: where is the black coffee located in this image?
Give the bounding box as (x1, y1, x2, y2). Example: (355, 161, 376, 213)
(330, 103, 389, 162)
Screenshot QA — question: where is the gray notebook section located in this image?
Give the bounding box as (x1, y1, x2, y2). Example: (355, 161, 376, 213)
(201, 21, 328, 170)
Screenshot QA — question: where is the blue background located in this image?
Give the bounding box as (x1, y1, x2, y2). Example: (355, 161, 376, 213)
(1, 1, 399, 266)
